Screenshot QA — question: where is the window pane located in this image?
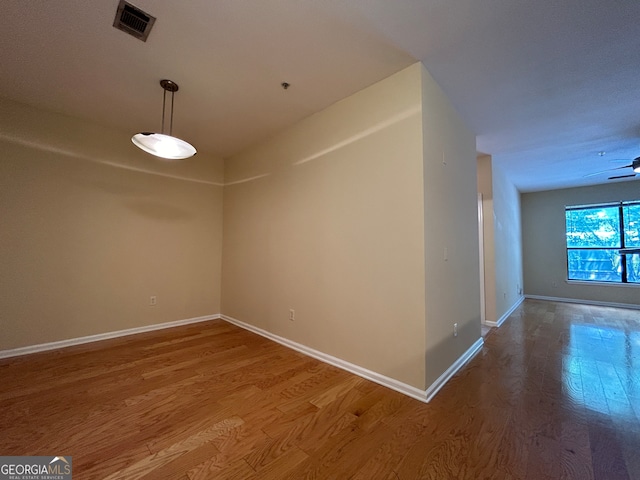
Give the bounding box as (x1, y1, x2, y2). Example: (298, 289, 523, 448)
(566, 207, 621, 248)
(627, 254, 640, 283)
(623, 203, 640, 247)
(567, 249, 621, 282)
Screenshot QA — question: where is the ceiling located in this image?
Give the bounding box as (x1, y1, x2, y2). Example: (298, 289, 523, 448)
(1, 0, 639, 192)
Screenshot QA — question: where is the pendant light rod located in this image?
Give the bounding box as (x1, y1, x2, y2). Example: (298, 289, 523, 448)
(170, 87, 174, 136)
(159, 79, 179, 135)
(161, 86, 166, 135)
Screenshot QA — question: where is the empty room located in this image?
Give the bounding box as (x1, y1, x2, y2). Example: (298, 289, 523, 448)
(1, 1, 639, 479)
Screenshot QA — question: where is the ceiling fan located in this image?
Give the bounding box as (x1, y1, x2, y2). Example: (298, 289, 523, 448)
(583, 156, 640, 180)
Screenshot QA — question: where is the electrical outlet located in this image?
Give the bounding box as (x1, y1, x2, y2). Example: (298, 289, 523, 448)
(150, 296, 157, 306)
(289, 309, 295, 321)
(453, 323, 458, 337)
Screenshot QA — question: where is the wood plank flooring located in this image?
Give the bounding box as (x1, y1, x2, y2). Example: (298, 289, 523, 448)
(1, 299, 639, 479)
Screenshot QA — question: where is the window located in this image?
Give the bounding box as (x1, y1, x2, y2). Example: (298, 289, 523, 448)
(565, 201, 640, 284)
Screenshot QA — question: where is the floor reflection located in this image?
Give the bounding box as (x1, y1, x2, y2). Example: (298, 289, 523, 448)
(566, 322, 640, 419)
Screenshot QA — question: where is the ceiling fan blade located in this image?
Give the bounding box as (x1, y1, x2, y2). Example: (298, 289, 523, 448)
(583, 163, 632, 178)
(608, 173, 637, 180)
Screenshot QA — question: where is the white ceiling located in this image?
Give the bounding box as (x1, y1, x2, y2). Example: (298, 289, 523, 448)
(1, 0, 639, 192)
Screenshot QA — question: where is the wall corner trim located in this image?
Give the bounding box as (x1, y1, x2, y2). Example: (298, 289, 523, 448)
(0, 314, 221, 360)
(424, 337, 484, 402)
(484, 296, 525, 328)
(525, 295, 640, 311)
(221, 314, 429, 402)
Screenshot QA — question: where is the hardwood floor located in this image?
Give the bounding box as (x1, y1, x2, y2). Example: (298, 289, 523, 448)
(1, 299, 639, 479)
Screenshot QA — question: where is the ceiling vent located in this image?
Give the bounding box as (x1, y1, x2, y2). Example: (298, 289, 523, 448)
(113, 0, 156, 42)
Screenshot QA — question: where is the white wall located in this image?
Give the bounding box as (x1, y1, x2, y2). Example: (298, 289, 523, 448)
(0, 97, 224, 351)
(522, 181, 640, 306)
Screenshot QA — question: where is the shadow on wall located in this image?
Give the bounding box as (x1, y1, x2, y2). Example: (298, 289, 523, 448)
(2, 136, 197, 223)
(292, 105, 421, 167)
(225, 105, 422, 185)
(125, 200, 192, 221)
(0, 131, 222, 187)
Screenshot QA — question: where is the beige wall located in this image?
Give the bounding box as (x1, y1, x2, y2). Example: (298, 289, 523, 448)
(476, 155, 523, 325)
(477, 155, 496, 322)
(222, 64, 427, 389)
(421, 65, 481, 386)
(522, 181, 640, 306)
(222, 62, 481, 391)
(492, 161, 523, 317)
(0, 97, 224, 350)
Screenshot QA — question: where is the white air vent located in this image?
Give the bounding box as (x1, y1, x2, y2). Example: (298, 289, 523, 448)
(113, 0, 156, 42)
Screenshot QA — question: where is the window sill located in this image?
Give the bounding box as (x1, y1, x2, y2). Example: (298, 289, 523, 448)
(566, 279, 640, 289)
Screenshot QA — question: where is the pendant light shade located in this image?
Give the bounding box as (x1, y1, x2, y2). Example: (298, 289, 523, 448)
(132, 132, 197, 159)
(132, 79, 196, 160)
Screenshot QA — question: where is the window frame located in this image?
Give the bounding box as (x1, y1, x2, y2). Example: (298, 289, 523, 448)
(565, 201, 640, 285)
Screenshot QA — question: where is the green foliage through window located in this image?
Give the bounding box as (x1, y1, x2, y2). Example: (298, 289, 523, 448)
(565, 201, 640, 283)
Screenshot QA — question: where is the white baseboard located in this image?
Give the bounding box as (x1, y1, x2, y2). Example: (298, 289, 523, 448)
(2, 312, 485, 404)
(220, 315, 428, 402)
(0, 314, 220, 360)
(424, 337, 484, 402)
(221, 314, 483, 404)
(484, 295, 525, 328)
(525, 295, 640, 310)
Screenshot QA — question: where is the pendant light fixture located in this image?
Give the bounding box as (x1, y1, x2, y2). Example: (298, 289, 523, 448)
(132, 79, 197, 160)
